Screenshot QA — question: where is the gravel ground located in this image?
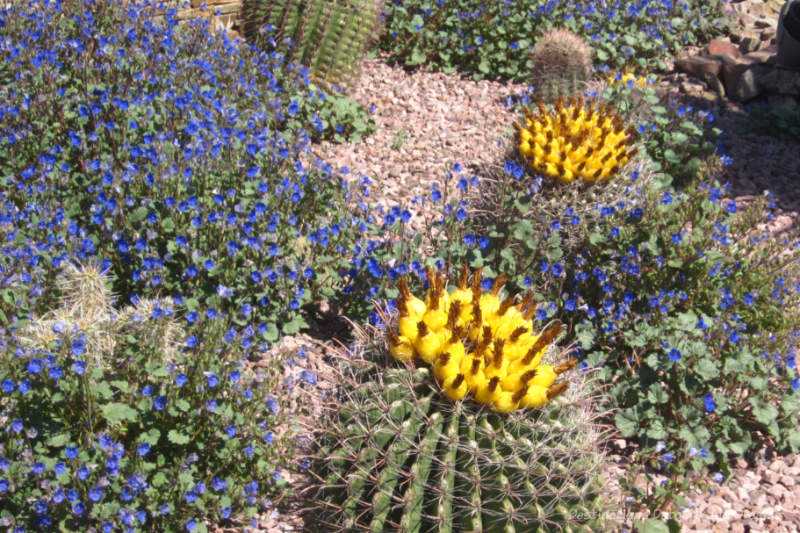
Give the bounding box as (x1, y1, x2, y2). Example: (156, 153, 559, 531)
(246, 52, 800, 533)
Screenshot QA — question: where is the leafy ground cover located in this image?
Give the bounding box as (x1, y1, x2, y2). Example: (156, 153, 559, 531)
(1, 0, 799, 531)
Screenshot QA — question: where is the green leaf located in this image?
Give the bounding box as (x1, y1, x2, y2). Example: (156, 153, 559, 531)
(131, 206, 148, 223)
(176, 399, 191, 412)
(94, 381, 114, 400)
(615, 408, 640, 437)
(410, 48, 427, 65)
(575, 322, 596, 350)
(167, 430, 191, 445)
(588, 232, 604, 246)
(110, 380, 130, 394)
(47, 433, 71, 447)
(262, 323, 279, 342)
(645, 419, 667, 440)
(100, 402, 139, 425)
(675, 311, 698, 332)
(694, 357, 719, 380)
(141, 429, 161, 445)
(647, 384, 669, 405)
(749, 397, 778, 426)
(151, 472, 168, 488)
(639, 518, 670, 533)
(663, 149, 681, 164)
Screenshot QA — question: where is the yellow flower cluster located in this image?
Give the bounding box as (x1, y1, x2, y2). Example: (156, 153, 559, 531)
(388, 266, 575, 413)
(609, 71, 651, 89)
(513, 97, 638, 184)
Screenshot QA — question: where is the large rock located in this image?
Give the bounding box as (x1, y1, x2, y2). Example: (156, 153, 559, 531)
(675, 55, 725, 79)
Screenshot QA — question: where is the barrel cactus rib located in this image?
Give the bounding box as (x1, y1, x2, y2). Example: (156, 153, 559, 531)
(399, 411, 445, 532)
(370, 395, 434, 531)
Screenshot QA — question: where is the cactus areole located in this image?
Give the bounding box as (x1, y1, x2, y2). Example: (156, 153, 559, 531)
(389, 266, 576, 413)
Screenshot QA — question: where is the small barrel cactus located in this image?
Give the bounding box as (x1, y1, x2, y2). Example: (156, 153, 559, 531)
(529, 28, 593, 103)
(513, 97, 639, 184)
(301, 267, 610, 532)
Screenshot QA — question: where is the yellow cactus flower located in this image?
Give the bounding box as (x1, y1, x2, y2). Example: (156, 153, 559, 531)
(434, 351, 463, 383)
(518, 384, 549, 408)
(388, 331, 415, 362)
(390, 269, 575, 412)
(474, 376, 501, 405)
(441, 373, 469, 400)
(515, 97, 638, 184)
(413, 321, 441, 364)
(490, 388, 520, 414)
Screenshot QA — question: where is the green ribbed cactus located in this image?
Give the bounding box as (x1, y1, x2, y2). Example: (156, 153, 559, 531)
(242, 0, 382, 90)
(301, 351, 609, 532)
(530, 29, 593, 104)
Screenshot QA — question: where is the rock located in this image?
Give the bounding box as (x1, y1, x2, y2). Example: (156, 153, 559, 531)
(720, 54, 763, 101)
(764, 470, 781, 484)
(709, 38, 743, 58)
(746, 44, 780, 64)
(703, 71, 726, 98)
(736, 485, 752, 502)
(780, 475, 797, 487)
(706, 503, 724, 517)
(675, 55, 725, 79)
(740, 35, 763, 54)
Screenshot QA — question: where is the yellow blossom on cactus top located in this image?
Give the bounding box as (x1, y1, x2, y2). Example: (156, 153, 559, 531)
(388, 266, 576, 412)
(514, 97, 639, 184)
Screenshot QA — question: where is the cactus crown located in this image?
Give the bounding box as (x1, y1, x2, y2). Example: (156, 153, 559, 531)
(513, 97, 639, 184)
(390, 266, 575, 413)
(530, 28, 593, 103)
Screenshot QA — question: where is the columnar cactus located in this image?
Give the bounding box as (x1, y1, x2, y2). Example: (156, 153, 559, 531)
(513, 97, 638, 184)
(301, 267, 610, 532)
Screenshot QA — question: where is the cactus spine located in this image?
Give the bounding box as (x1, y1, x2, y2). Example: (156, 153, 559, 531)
(529, 29, 593, 104)
(242, 0, 382, 90)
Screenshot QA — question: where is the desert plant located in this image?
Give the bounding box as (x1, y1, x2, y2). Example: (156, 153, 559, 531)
(514, 97, 638, 184)
(301, 318, 610, 532)
(529, 29, 593, 104)
(0, 0, 380, 344)
(1, 262, 289, 531)
(242, 0, 382, 91)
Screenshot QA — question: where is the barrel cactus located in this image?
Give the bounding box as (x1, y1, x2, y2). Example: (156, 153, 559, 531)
(301, 267, 610, 532)
(529, 29, 593, 104)
(513, 97, 639, 184)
